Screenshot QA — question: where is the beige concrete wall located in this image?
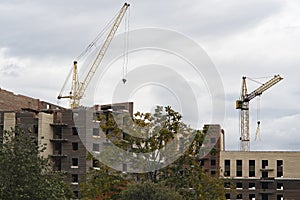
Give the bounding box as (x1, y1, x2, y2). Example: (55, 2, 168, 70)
(3, 112, 16, 141)
(4, 112, 15, 131)
(38, 112, 53, 158)
(220, 151, 300, 178)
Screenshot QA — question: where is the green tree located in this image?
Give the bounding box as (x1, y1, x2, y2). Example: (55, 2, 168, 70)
(160, 129, 226, 199)
(81, 106, 226, 200)
(80, 166, 129, 200)
(121, 181, 182, 200)
(117, 106, 184, 181)
(0, 128, 73, 200)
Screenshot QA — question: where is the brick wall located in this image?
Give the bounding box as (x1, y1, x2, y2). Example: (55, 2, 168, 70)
(0, 89, 40, 111)
(0, 88, 64, 111)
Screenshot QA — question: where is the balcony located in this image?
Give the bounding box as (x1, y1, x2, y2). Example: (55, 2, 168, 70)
(260, 177, 275, 182)
(260, 166, 274, 171)
(259, 188, 275, 194)
(50, 123, 68, 126)
(50, 150, 67, 158)
(50, 138, 68, 142)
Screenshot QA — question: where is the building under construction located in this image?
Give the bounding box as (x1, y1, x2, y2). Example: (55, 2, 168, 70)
(2, 88, 300, 199)
(0, 88, 134, 198)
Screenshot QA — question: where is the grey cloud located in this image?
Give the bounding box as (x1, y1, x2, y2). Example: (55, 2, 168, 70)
(0, 1, 122, 58)
(0, 0, 300, 151)
(0, 0, 283, 59)
(134, 0, 283, 37)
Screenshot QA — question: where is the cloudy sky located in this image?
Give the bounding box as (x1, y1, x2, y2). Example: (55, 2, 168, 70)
(1, 0, 300, 151)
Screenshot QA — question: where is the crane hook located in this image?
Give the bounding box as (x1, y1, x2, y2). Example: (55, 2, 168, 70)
(122, 78, 127, 84)
(255, 121, 261, 141)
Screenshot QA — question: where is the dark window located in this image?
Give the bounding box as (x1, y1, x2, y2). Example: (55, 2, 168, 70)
(249, 160, 255, 165)
(249, 160, 255, 177)
(72, 142, 78, 151)
(277, 160, 283, 177)
(249, 182, 255, 189)
(93, 128, 100, 136)
(210, 137, 216, 144)
(53, 143, 62, 155)
(211, 170, 216, 176)
(72, 158, 78, 167)
(224, 182, 231, 188)
(262, 182, 269, 189)
(73, 191, 79, 198)
(33, 125, 38, 134)
(277, 194, 283, 200)
(54, 160, 61, 171)
(236, 160, 242, 177)
(262, 160, 268, 168)
(53, 127, 62, 140)
(122, 163, 127, 172)
(277, 182, 283, 190)
(249, 194, 255, 200)
(237, 193, 242, 199)
(93, 159, 100, 168)
(225, 193, 230, 199)
(262, 171, 268, 178)
(236, 171, 242, 177)
(262, 193, 268, 200)
(200, 160, 205, 166)
(225, 159, 230, 165)
(236, 182, 243, 189)
(225, 160, 230, 176)
(93, 143, 100, 152)
(211, 159, 216, 166)
(55, 127, 62, 134)
(249, 171, 255, 177)
(72, 127, 78, 135)
(72, 174, 78, 183)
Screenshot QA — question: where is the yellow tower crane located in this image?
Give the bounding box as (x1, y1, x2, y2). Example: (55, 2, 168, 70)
(236, 75, 283, 151)
(57, 3, 130, 108)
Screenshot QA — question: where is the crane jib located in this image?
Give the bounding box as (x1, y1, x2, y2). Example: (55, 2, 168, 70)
(235, 74, 283, 151)
(57, 3, 130, 109)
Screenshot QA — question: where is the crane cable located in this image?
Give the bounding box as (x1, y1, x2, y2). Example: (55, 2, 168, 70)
(122, 6, 130, 84)
(255, 96, 261, 141)
(77, 12, 120, 81)
(58, 9, 121, 100)
(238, 78, 243, 150)
(247, 76, 275, 85)
(77, 11, 120, 61)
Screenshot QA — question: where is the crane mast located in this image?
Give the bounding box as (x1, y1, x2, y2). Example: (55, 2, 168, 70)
(58, 3, 130, 108)
(236, 75, 283, 151)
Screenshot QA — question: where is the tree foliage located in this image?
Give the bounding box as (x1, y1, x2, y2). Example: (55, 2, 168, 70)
(121, 181, 182, 200)
(0, 128, 73, 200)
(80, 166, 128, 200)
(80, 106, 226, 200)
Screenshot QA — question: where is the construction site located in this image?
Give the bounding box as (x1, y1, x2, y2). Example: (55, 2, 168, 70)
(1, 2, 300, 200)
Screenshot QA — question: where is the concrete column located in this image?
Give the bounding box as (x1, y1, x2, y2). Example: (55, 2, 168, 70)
(38, 112, 54, 158)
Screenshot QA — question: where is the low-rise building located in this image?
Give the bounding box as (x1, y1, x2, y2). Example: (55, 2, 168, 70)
(220, 150, 300, 200)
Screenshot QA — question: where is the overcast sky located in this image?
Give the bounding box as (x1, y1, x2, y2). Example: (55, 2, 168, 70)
(1, 0, 300, 151)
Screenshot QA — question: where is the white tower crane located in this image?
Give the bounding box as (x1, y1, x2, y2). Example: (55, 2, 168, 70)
(236, 75, 283, 151)
(57, 3, 130, 108)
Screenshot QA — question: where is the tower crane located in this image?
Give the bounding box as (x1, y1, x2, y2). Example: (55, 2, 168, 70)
(236, 75, 283, 151)
(57, 3, 130, 108)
